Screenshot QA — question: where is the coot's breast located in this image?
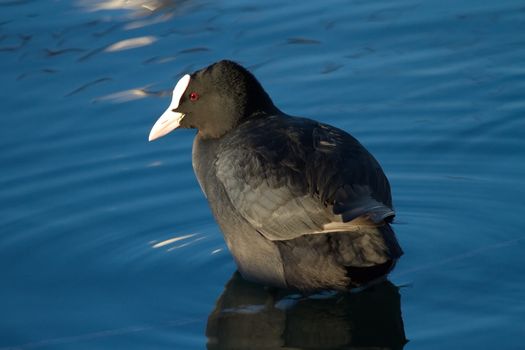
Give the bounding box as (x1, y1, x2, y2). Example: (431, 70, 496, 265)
(192, 134, 287, 288)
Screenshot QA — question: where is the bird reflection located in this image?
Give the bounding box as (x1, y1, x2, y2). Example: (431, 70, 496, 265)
(207, 272, 407, 350)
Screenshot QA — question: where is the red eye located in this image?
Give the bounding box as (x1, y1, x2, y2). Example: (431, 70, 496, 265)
(189, 92, 199, 101)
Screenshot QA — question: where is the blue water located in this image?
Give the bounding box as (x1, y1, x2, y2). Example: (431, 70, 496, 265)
(1, 0, 525, 349)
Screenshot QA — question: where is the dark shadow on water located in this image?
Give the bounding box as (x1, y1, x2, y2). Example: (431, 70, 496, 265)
(207, 272, 407, 350)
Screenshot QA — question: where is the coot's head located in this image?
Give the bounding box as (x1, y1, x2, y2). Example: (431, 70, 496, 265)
(149, 60, 277, 141)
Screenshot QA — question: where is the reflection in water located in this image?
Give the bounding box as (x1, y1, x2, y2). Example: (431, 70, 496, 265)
(207, 273, 407, 350)
(79, 0, 192, 15)
(105, 36, 157, 52)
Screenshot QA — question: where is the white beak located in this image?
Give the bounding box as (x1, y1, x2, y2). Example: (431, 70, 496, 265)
(148, 109, 185, 141)
(148, 74, 191, 142)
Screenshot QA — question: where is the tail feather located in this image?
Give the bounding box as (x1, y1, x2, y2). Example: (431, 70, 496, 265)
(380, 223, 404, 259)
(343, 223, 402, 288)
(276, 222, 403, 291)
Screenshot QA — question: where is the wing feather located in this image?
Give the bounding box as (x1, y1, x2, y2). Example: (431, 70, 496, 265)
(214, 115, 394, 241)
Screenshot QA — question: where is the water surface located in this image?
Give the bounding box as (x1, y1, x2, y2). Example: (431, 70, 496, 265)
(1, 0, 525, 349)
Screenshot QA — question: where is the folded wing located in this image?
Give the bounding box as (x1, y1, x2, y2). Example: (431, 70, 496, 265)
(215, 116, 395, 242)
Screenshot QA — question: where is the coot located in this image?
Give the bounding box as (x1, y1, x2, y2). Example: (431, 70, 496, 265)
(149, 60, 403, 292)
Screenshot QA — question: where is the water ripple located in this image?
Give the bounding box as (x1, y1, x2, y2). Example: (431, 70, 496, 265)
(1, 0, 525, 349)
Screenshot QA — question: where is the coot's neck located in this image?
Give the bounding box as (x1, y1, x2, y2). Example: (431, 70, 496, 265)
(198, 107, 282, 140)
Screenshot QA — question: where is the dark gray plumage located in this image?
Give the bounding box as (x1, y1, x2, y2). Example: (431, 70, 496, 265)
(149, 60, 403, 292)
